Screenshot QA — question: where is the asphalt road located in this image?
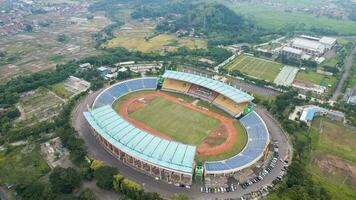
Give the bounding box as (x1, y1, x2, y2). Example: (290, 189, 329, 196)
(331, 46, 356, 101)
(72, 88, 291, 199)
(0, 187, 8, 200)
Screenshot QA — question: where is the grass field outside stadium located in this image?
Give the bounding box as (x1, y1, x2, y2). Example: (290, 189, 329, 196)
(225, 55, 283, 81)
(307, 117, 356, 200)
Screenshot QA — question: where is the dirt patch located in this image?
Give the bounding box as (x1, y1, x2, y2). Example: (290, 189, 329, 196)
(117, 91, 238, 156)
(312, 153, 356, 186)
(199, 124, 228, 147)
(127, 96, 157, 114)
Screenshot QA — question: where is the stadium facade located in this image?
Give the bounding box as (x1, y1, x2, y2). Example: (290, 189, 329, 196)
(83, 71, 270, 186)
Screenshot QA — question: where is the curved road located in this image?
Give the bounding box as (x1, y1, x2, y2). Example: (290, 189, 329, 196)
(72, 89, 292, 199)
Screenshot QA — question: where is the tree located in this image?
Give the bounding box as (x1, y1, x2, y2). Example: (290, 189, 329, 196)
(49, 167, 82, 193)
(113, 174, 125, 191)
(17, 181, 55, 200)
(93, 165, 118, 190)
(90, 159, 103, 171)
(79, 188, 96, 200)
(171, 194, 189, 200)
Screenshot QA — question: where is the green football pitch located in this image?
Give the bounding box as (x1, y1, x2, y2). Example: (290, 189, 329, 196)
(225, 55, 283, 81)
(129, 97, 220, 145)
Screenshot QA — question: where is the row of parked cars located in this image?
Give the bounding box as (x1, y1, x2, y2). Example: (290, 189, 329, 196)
(240, 146, 283, 190)
(200, 183, 238, 193)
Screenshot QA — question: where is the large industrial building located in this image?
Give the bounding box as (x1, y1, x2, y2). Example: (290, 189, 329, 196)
(282, 35, 337, 58)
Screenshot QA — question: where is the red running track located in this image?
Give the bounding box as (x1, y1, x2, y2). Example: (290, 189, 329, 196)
(118, 91, 238, 156)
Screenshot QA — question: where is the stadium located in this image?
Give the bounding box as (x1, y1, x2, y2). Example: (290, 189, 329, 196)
(83, 70, 270, 187)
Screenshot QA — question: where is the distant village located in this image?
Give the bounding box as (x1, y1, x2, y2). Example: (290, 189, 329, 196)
(0, 0, 90, 36)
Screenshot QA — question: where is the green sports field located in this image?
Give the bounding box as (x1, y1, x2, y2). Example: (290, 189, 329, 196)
(225, 55, 283, 81)
(129, 97, 220, 145)
(296, 70, 337, 86)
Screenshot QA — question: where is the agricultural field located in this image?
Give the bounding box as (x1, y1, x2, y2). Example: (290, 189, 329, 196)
(0, 12, 109, 82)
(230, 2, 356, 35)
(295, 70, 337, 86)
(225, 55, 283, 81)
(102, 10, 206, 53)
(309, 117, 356, 200)
(129, 97, 220, 145)
(16, 87, 65, 126)
(103, 34, 207, 53)
(0, 144, 50, 185)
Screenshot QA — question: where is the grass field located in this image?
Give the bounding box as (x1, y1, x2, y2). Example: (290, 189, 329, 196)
(103, 34, 207, 53)
(308, 117, 356, 199)
(129, 97, 220, 145)
(51, 83, 74, 99)
(231, 3, 356, 35)
(225, 55, 283, 81)
(0, 144, 50, 185)
(196, 121, 247, 162)
(296, 70, 337, 86)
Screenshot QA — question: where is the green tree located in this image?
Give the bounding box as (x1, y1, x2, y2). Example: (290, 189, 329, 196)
(93, 165, 118, 190)
(49, 167, 82, 193)
(17, 181, 55, 200)
(79, 188, 97, 200)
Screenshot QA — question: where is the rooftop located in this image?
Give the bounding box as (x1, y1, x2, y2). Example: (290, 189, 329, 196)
(292, 38, 325, 52)
(282, 46, 303, 55)
(84, 105, 196, 174)
(320, 36, 337, 45)
(163, 70, 254, 103)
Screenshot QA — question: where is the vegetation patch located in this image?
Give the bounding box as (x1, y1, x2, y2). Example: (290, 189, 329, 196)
(296, 70, 337, 86)
(0, 144, 50, 185)
(103, 34, 206, 53)
(51, 83, 74, 99)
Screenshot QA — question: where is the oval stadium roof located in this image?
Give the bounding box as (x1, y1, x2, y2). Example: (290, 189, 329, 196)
(204, 111, 269, 174)
(84, 105, 196, 174)
(163, 70, 253, 104)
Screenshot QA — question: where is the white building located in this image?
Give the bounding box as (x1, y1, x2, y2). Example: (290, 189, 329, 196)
(320, 37, 337, 50)
(291, 38, 326, 56)
(281, 46, 303, 59)
(79, 63, 91, 69)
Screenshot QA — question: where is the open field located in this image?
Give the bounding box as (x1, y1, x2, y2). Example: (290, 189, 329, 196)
(230, 3, 356, 35)
(129, 97, 220, 145)
(103, 34, 207, 53)
(311, 118, 356, 162)
(225, 55, 283, 81)
(0, 12, 109, 82)
(51, 83, 74, 99)
(16, 87, 65, 126)
(308, 117, 356, 200)
(0, 144, 50, 185)
(296, 70, 337, 86)
(195, 121, 247, 162)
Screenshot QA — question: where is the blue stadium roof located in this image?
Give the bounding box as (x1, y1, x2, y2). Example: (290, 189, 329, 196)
(205, 112, 269, 174)
(93, 78, 157, 109)
(84, 105, 196, 174)
(163, 70, 253, 103)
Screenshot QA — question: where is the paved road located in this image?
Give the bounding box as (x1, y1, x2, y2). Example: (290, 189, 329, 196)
(72, 89, 291, 199)
(331, 46, 356, 101)
(0, 187, 9, 200)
